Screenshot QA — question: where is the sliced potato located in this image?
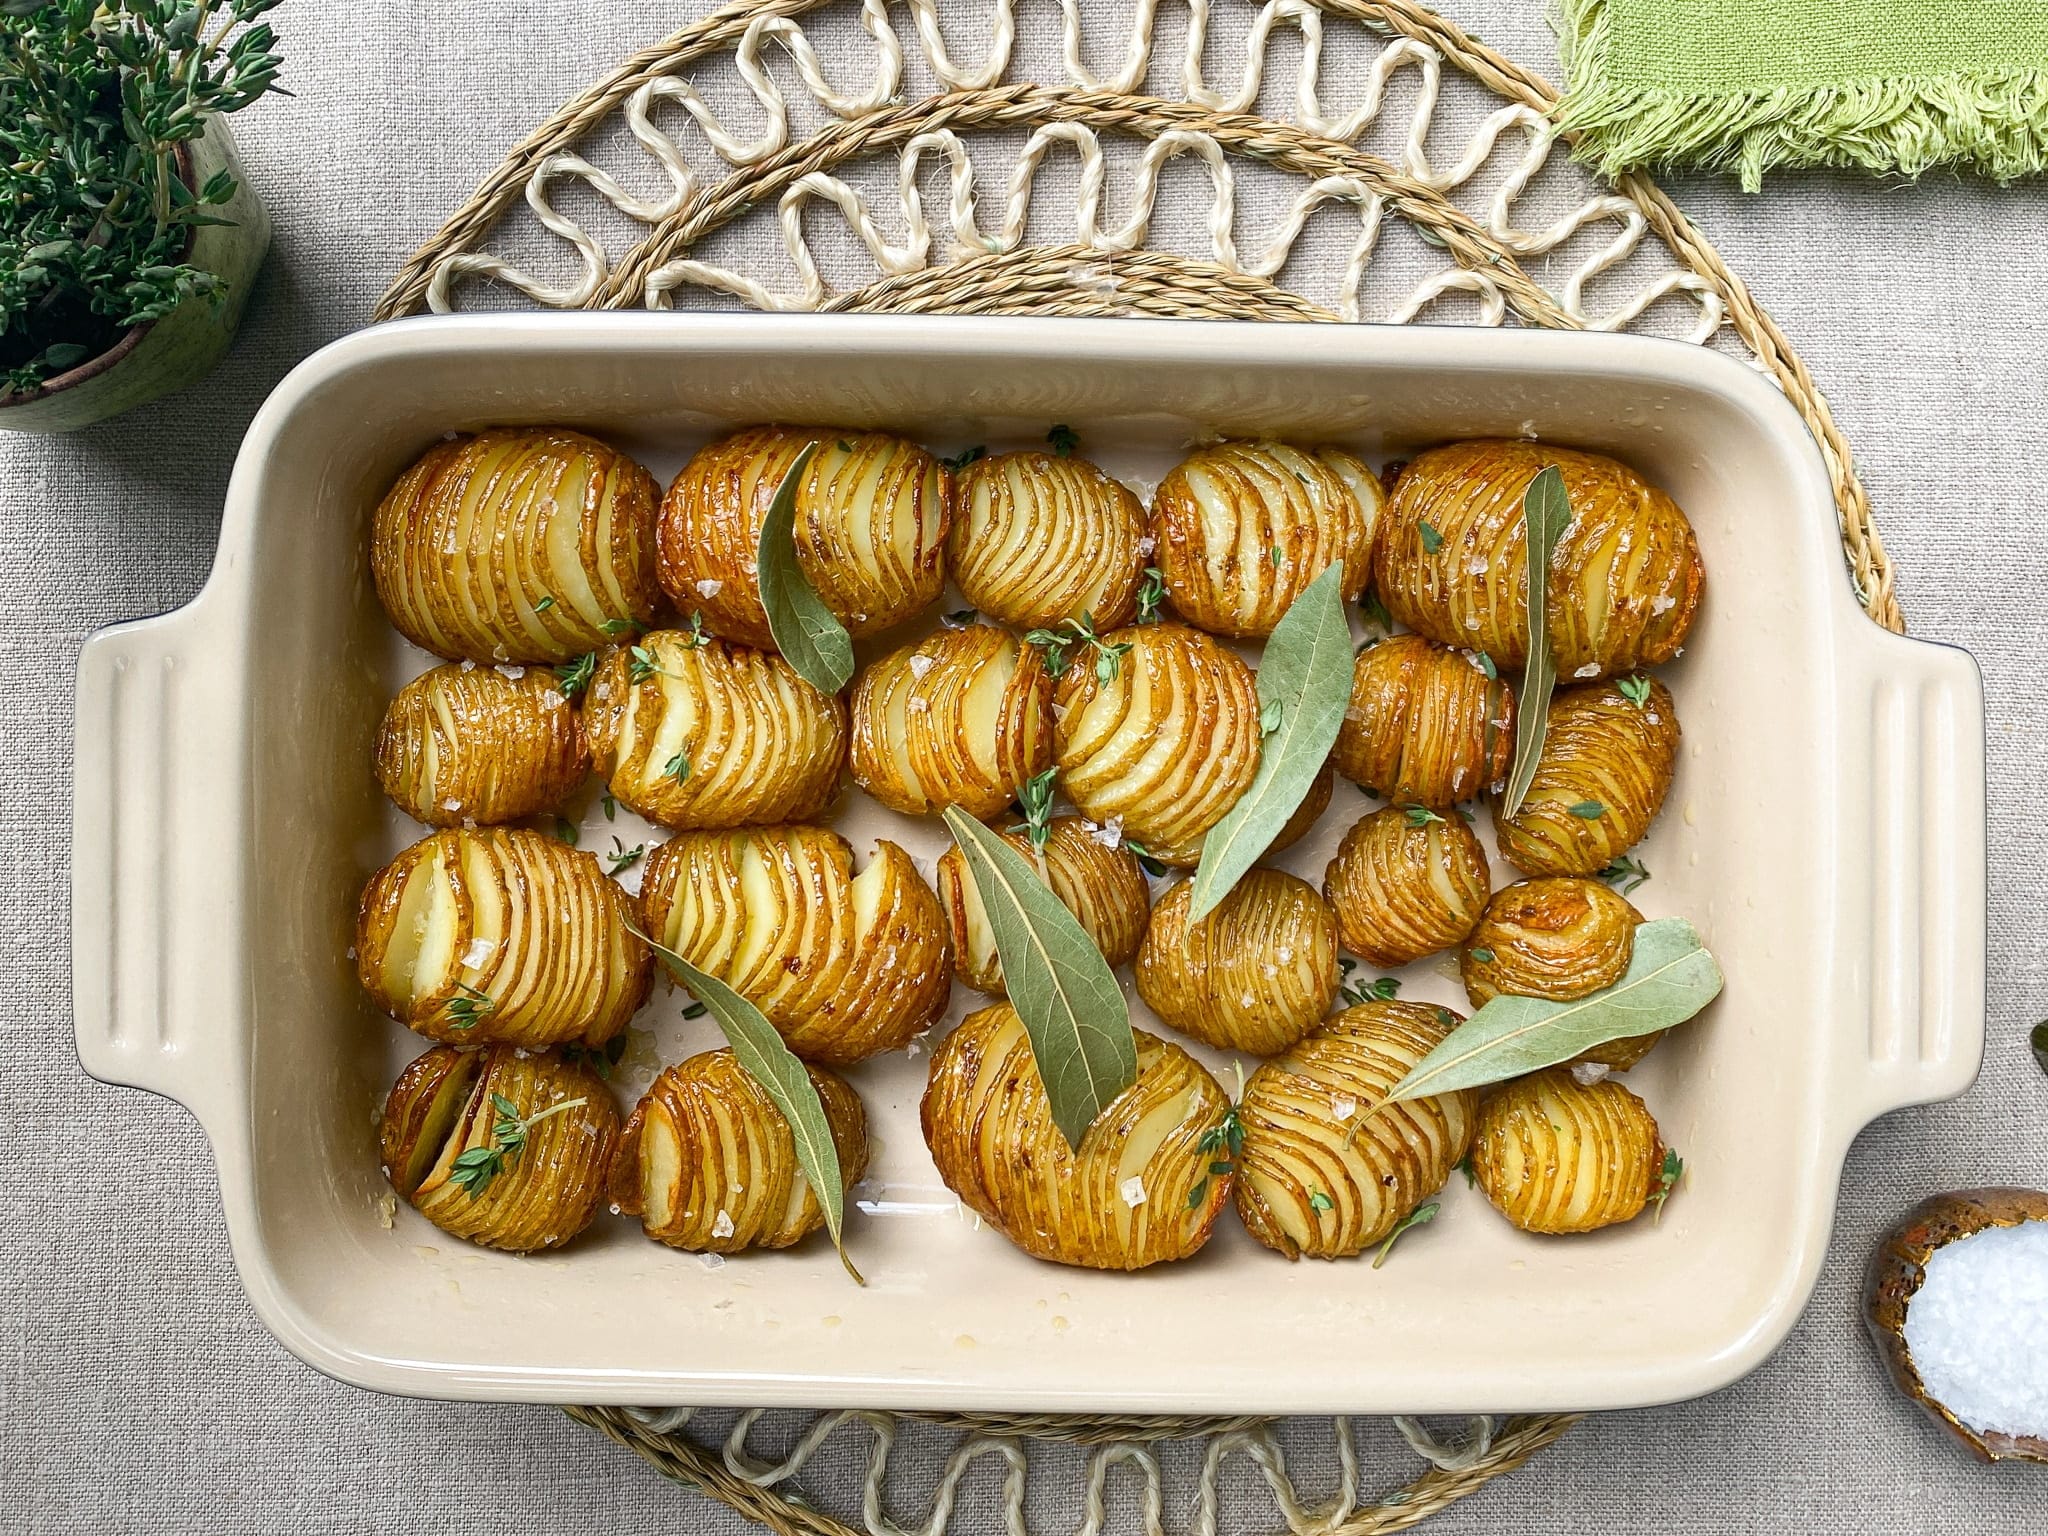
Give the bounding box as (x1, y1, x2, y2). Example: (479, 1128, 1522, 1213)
(1461, 876, 1659, 1070)
(370, 428, 662, 664)
(935, 816, 1150, 993)
(374, 662, 589, 826)
(948, 451, 1145, 629)
(638, 825, 951, 1064)
(1332, 635, 1513, 809)
(610, 1049, 869, 1253)
(1323, 805, 1490, 968)
(1470, 1068, 1664, 1234)
(920, 1003, 1234, 1270)
(1235, 1000, 1476, 1259)
(1135, 870, 1340, 1056)
(357, 828, 652, 1049)
(1492, 678, 1679, 877)
(382, 1043, 619, 1253)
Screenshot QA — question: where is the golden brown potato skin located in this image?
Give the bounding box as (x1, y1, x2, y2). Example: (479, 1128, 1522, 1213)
(638, 825, 951, 1064)
(657, 426, 948, 647)
(1053, 621, 1260, 865)
(935, 816, 1150, 994)
(356, 828, 652, 1049)
(582, 630, 847, 830)
(1462, 877, 1655, 1070)
(374, 662, 589, 826)
(848, 623, 1052, 819)
(1323, 806, 1490, 968)
(1470, 1068, 1663, 1234)
(1492, 678, 1678, 877)
(1332, 635, 1514, 809)
(381, 1043, 620, 1253)
(371, 428, 663, 664)
(1376, 440, 1704, 678)
(1235, 1001, 1477, 1259)
(921, 1004, 1234, 1270)
(1135, 871, 1340, 1056)
(610, 1049, 869, 1253)
(1150, 442, 1382, 638)
(947, 451, 1145, 630)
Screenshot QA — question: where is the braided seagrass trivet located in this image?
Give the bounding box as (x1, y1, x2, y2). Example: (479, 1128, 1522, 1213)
(376, 4, 1906, 1530)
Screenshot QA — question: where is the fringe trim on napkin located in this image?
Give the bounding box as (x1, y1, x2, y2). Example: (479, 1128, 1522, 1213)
(1555, 0, 2048, 190)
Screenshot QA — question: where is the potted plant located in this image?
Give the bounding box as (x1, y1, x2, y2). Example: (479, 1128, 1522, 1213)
(1, 0, 280, 434)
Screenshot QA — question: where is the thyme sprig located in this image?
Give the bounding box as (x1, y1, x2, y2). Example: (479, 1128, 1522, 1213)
(1013, 766, 1058, 854)
(1371, 1200, 1439, 1268)
(444, 982, 493, 1030)
(1186, 1107, 1245, 1209)
(447, 1091, 589, 1197)
(1024, 611, 1130, 685)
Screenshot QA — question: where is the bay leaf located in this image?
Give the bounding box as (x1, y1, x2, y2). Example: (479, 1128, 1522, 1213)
(942, 806, 1136, 1149)
(1186, 561, 1352, 925)
(1499, 464, 1571, 817)
(756, 441, 855, 695)
(1379, 918, 1723, 1106)
(633, 927, 863, 1284)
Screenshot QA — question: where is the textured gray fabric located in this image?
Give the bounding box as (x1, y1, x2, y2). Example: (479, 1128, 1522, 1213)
(4, 2, 2047, 1532)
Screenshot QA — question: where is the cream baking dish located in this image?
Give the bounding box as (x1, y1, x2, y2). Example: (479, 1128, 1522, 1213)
(72, 313, 1984, 1413)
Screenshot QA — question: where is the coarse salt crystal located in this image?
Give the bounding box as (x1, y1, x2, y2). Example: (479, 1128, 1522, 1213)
(1903, 1219, 2048, 1438)
(907, 654, 936, 680)
(698, 1251, 726, 1271)
(1330, 1094, 1357, 1120)
(441, 798, 462, 812)
(909, 696, 931, 714)
(1570, 1061, 1610, 1086)
(1650, 595, 1676, 614)
(461, 938, 493, 968)
(496, 664, 526, 680)
(1464, 616, 1480, 630)
(1090, 817, 1124, 849)
(1573, 663, 1600, 679)
(459, 660, 477, 673)
(711, 1209, 735, 1239)
(1119, 1176, 1147, 1208)
(541, 689, 564, 711)
(696, 579, 723, 598)
(1136, 535, 1157, 556)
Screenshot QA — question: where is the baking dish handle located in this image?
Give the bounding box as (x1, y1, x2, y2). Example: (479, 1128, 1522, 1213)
(1841, 625, 1986, 1128)
(72, 594, 244, 1141)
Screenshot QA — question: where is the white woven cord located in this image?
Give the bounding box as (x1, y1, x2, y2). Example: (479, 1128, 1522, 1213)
(424, 0, 1725, 339)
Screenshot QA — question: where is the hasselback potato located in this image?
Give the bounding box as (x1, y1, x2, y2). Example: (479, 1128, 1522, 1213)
(374, 662, 588, 827)
(1235, 1001, 1477, 1260)
(1462, 877, 1657, 1070)
(638, 825, 951, 1064)
(582, 629, 846, 830)
(356, 828, 652, 1049)
(1470, 1067, 1664, 1233)
(935, 816, 1150, 993)
(1150, 441, 1383, 637)
(947, 451, 1145, 630)
(1332, 635, 1514, 808)
(1323, 805, 1490, 967)
(848, 623, 1052, 819)
(1492, 677, 1678, 876)
(657, 426, 948, 647)
(610, 1049, 869, 1253)
(1135, 870, 1340, 1056)
(1376, 440, 1704, 678)
(381, 1043, 619, 1253)
(1052, 620, 1261, 866)
(370, 428, 663, 664)
(921, 1004, 1234, 1270)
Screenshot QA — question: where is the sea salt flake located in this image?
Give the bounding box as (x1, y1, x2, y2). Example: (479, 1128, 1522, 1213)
(1329, 1093, 1357, 1121)
(696, 578, 724, 598)
(459, 660, 477, 673)
(1089, 817, 1124, 849)
(1569, 1061, 1610, 1086)
(711, 1209, 735, 1239)
(1136, 535, 1157, 557)
(461, 938, 494, 968)
(1650, 595, 1676, 614)
(909, 696, 931, 714)
(540, 689, 564, 711)
(495, 664, 526, 680)
(1573, 663, 1601, 679)
(698, 1252, 727, 1271)
(1464, 616, 1480, 630)
(907, 654, 936, 680)
(1903, 1220, 2048, 1438)
(1119, 1176, 1148, 1208)
(441, 798, 462, 812)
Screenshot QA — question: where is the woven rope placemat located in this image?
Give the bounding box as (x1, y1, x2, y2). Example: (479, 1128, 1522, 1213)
(374, 4, 1905, 1530)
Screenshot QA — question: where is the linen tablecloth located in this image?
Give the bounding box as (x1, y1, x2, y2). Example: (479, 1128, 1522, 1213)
(4, 3, 2044, 1531)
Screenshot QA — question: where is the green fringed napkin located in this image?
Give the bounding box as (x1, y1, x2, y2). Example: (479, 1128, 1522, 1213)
(1557, 0, 2048, 189)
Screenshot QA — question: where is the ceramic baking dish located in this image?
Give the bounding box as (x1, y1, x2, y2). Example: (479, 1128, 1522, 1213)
(72, 313, 1984, 1413)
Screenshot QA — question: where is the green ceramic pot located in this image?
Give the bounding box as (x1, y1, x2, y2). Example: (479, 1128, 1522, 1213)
(0, 115, 269, 435)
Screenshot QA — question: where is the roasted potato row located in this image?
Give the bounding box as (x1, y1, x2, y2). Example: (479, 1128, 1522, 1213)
(1461, 876, 1659, 1069)
(1376, 440, 1705, 678)
(1052, 620, 1261, 866)
(381, 1043, 620, 1253)
(1323, 805, 1490, 968)
(582, 629, 847, 830)
(848, 622, 1053, 819)
(1332, 635, 1514, 809)
(1135, 870, 1340, 1056)
(357, 828, 652, 1049)
(1493, 677, 1678, 877)
(657, 426, 948, 647)
(374, 662, 588, 827)
(1150, 441, 1383, 637)
(947, 451, 1146, 630)
(371, 428, 663, 664)
(610, 1049, 869, 1253)
(935, 815, 1150, 994)
(1235, 1001, 1477, 1260)
(921, 1004, 1234, 1270)
(638, 825, 951, 1064)
(1470, 1067, 1665, 1233)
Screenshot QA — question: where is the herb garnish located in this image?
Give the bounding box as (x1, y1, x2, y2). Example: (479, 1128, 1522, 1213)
(1598, 855, 1650, 895)
(1339, 959, 1400, 1006)
(561, 1032, 629, 1080)
(940, 445, 986, 473)
(447, 1091, 589, 1197)
(941, 608, 979, 629)
(551, 816, 578, 846)
(1123, 838, 1171, 877)
(554, 652, 596, 699)
(1309, 1190, 1334, 1213)
(1372, 1201, 1440, 1268)
(1468, 947, 1495, 964)
(1499, 465, 1571, 816)
(1455, 1153, 1476, 1189)
(681, 1000, 707, 1020)
(1357, 590, 1393, 636)
(605, 838, 645, 876)
(1417, 521, 1444, 554)
(1014, 766, 1058, 854)
(678, 610, 708, 649)
(756, 443, 856, 695)
(1567, 799, 1605, 819)
(1136, 566, 1166, 625)
(663, 752, 691, 786)
(1617, 674, 1652, 707)
(534, 595, 556, 613)
(600, 617, 645, 639)
(1187, 1108, 1245, 1209)
(627, 644, 668, 684)
(1047, 423, 1080, 458)
(444, 982, 494, 1030)
(1269, 545, 1284, 567)
(1650, 1149, 1683, 1222)
(600, 790, 617, 821)
(1402, 805, 1445, 827)
(1024, 612, 1129, 685)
